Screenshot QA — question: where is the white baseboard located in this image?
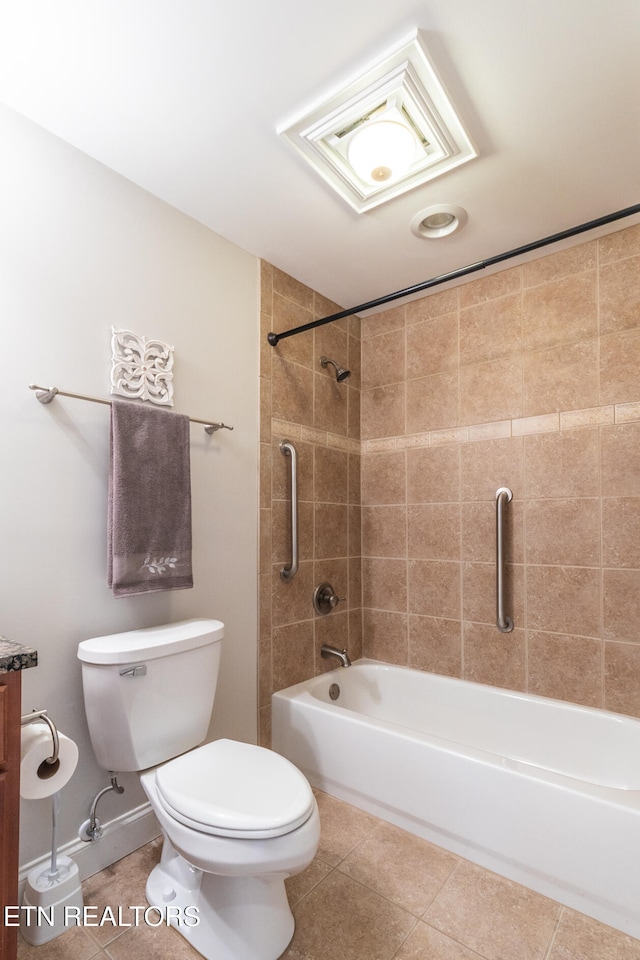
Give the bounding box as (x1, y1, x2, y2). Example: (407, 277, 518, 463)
(18, 802, 161, 897)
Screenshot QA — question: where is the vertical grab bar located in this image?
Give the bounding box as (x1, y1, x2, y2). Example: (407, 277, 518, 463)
(280, 441, 298, 581)
(496, 487, 514, 633)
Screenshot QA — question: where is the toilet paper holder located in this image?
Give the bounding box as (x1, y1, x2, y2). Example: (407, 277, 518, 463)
(21, 709, 60, 766)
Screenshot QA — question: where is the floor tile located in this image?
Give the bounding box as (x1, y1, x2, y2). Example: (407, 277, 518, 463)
(283, 870, 417, 960)
(103, 921, 201, 960)
(285, 856, 333, 907)
(82, 841, 162, 946)
(547, 908, 640, 960)
(17, 924, 103, 960)
(392, 921, 488, 959)
(338, 820, 459, 916)
(18, 790, 640, 960)
(313, 790, 379, 866)
(424, 860, 560, 960)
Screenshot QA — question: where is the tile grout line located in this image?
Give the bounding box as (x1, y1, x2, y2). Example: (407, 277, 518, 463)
(403, 310, 410, 665)
(541, 904, 565, 960)
(415, 859, 501, 960)
(387, 915, 422, 960)
(320, 862, 420, 920)
(421, 856, 464, 922)
(595, 238, 607, 711)
(521, 289, 529, 694)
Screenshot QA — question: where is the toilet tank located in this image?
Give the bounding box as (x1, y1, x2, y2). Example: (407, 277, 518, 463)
(77, 619, 224, 772)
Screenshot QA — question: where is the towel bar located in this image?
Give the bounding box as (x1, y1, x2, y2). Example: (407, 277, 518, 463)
(28, 384, 233, 433)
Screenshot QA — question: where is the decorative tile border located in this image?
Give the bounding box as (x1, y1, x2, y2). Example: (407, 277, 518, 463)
(614, 401, 640, 423)
(271, 418, 360, 453)
(560, 406, 614, 430)
(271, 418, 301, 439)
(511, 413, 559, 437)
(361, 402, 640, 454)
(273, 401, 640, 458)
(467, 420, 512, 442)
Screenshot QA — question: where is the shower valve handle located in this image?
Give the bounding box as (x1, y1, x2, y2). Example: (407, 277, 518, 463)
(313, 582, 346, 615)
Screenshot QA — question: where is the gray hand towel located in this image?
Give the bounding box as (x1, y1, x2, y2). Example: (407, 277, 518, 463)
(108, 399, 193, 598)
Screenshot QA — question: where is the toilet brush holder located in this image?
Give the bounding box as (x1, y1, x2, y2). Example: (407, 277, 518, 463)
(20, 856, 83, 946)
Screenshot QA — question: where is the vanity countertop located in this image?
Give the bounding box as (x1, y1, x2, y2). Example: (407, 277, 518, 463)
(0, 637, 38, 673)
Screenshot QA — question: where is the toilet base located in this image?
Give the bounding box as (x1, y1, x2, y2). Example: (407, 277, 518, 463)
(145, 846, 295, 960)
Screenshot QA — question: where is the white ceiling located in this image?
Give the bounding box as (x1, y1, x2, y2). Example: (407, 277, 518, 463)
(0, 0, 638, 316)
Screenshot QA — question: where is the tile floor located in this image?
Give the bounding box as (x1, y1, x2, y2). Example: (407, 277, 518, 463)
(17, 789, 640, 960)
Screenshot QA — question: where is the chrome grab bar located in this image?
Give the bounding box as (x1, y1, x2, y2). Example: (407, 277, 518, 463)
(496, 487, 514, 633)
(280, 440, 298, 581)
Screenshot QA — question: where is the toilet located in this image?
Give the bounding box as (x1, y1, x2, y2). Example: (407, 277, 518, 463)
(77, 619, 320, 960)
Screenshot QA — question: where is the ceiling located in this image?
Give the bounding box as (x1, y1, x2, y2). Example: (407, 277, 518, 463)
(0, 0, 638, 316)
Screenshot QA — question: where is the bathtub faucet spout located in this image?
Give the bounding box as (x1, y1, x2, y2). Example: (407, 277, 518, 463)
(321, 645, 351, 667)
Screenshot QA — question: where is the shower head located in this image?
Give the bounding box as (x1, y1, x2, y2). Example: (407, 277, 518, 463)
(320, 356, 351, 382)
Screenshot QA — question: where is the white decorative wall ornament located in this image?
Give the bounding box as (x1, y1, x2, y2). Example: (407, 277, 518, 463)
(110, 327, 174, 406)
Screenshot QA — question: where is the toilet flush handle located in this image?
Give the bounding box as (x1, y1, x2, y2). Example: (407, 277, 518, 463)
(119, 664, 147, 678)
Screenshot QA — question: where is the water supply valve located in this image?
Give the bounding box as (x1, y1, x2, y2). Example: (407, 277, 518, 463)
(313, 582, 346, 616)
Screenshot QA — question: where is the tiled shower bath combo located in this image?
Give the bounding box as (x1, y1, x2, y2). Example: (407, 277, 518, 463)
(259, 223, 640, 950)
(261, 223, 640, 720)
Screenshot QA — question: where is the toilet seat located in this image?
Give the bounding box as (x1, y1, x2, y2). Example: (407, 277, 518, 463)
(155, 738, 315, 839)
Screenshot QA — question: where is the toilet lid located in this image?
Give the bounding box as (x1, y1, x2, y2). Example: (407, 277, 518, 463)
(155, 739, 315, 839)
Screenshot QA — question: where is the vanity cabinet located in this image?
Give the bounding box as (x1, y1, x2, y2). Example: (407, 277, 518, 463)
(0, 669, 22, 960)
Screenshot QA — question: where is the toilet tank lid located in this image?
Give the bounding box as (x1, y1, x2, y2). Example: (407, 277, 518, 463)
(77, 618, 224, 664)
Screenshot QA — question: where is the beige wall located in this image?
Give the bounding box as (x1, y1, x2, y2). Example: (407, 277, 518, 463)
(260, 222, 640, 739)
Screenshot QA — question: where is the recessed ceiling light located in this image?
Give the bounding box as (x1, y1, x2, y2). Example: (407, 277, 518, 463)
(279, 29, 477, 213)
(410, 203, 468, 238)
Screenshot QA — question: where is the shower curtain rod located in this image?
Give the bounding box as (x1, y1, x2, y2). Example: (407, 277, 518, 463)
(267, 203, 640, 346)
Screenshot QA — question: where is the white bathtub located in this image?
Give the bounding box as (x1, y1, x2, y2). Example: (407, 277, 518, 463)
(272, 659, 640, 938)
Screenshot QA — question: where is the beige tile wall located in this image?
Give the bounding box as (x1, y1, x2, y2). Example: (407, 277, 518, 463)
(259, 262, 362, 744)
(259, 222, 640, 745)
(360, 223, 640, 717)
